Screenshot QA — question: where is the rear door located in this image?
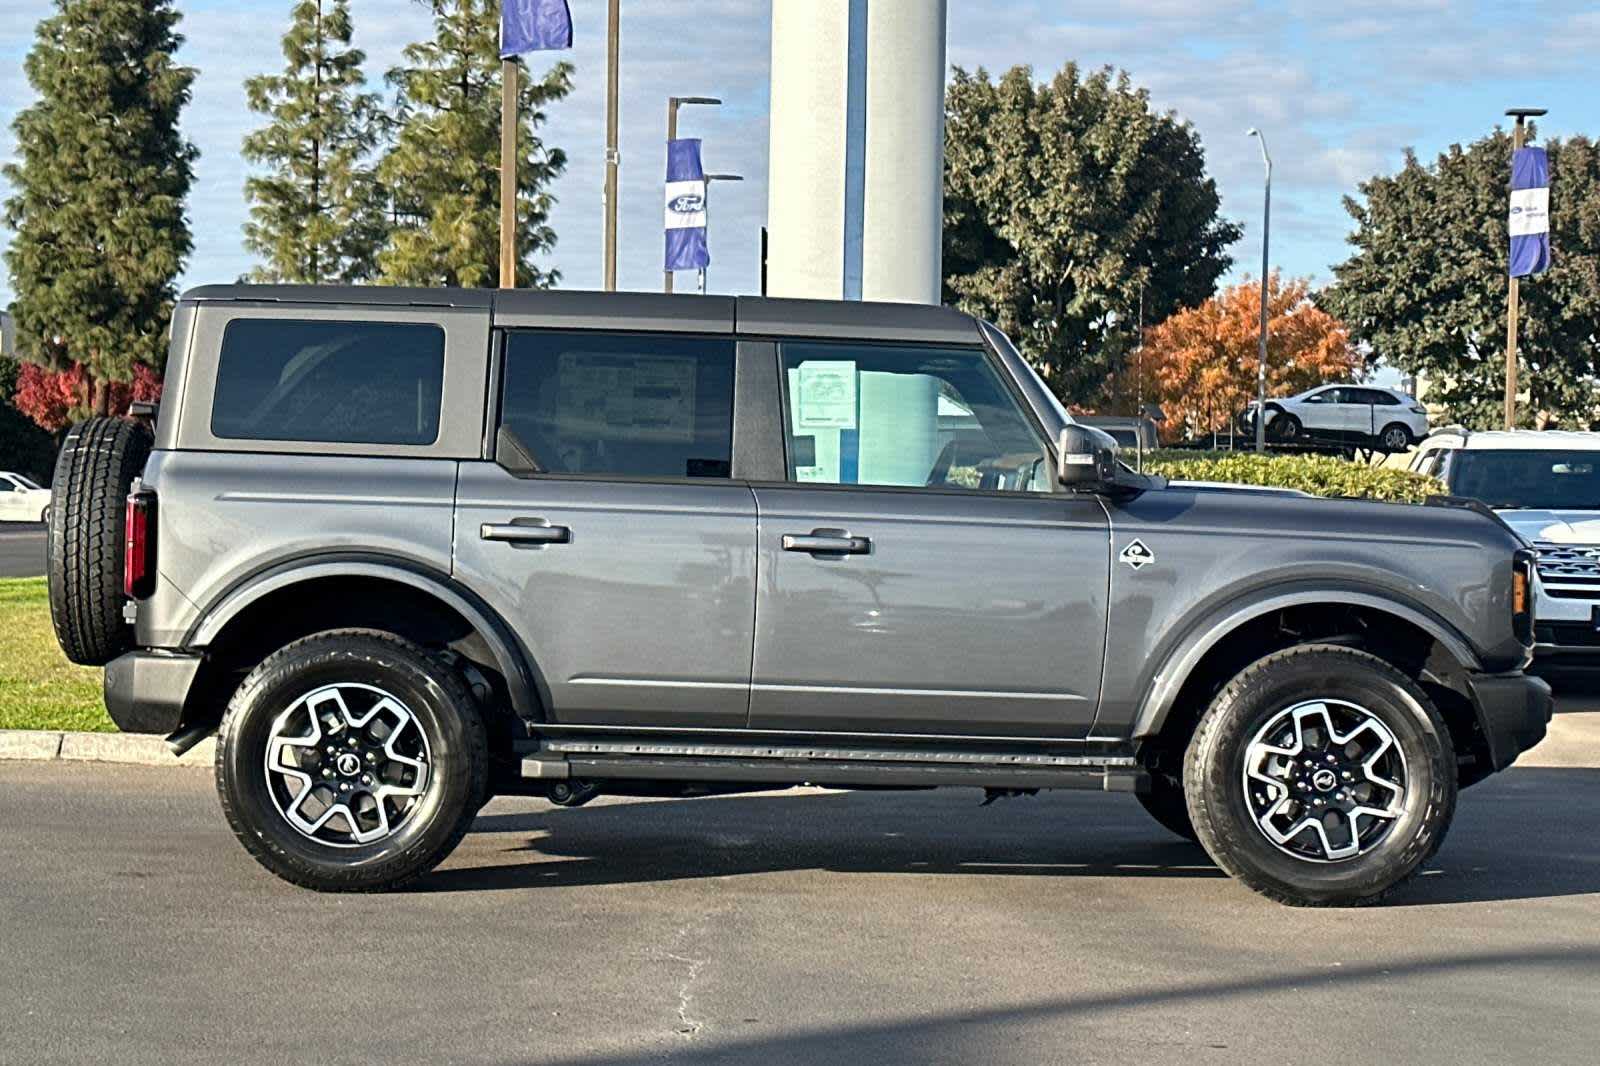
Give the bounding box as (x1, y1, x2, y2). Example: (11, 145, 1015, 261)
(453, 329, 758, 729)
(747, 340, 1109, 740)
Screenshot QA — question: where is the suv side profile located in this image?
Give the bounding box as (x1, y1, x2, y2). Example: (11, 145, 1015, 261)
(48, 286, 1549, 906)
(1243, 385, 1430, 453)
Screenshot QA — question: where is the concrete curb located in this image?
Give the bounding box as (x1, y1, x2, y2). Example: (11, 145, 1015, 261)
(0, 730, 215, 768)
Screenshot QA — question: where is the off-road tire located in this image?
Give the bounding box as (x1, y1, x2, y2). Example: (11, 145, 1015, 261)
(216, 629, 488, 892)
(1137, 771, 1199, 843)
(1184, 644, 1456, 907)
(47, 417, 153, 666)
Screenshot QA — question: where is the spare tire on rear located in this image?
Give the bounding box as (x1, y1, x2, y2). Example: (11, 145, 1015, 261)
(47, 417, 153, 666)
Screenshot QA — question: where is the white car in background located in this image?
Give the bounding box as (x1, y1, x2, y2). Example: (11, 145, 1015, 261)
(1242, 384, 1430, 452)
(1411, 429, 1600, 680)
(0, 471, 51, 523)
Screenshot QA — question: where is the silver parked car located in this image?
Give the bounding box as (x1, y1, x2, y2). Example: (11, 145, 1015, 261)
(46, 286, 1548, 906)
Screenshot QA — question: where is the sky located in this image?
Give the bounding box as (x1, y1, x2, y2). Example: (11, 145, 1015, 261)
(2, 0, 1599, 310)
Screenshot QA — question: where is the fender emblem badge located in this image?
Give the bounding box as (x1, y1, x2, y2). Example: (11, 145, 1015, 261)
(1119, 539, 1155, 571)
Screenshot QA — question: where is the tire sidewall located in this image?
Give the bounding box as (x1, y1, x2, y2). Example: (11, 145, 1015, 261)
(218, 635, 481, 887)
(1381, 423, 1410, 452)
(1189, 650, 1454, 904)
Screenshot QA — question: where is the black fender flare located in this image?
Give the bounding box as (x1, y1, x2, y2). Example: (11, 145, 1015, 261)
(188, 556, 541, 718)
(1129, 587, 1483, 739)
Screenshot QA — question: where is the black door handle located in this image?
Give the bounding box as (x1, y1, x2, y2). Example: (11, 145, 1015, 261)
(481, 522, 570, 545)
(782, 533, 871, 555)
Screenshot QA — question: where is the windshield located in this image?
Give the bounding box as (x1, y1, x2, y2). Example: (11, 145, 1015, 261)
(1450, 450, 1600, 510)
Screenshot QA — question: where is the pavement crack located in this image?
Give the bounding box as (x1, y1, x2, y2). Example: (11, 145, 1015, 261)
(661, 950, 709, 1037)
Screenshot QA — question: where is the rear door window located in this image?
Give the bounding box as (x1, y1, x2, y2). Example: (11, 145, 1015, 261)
(499, 331, 736, 479)
(211, 319, 445, 445)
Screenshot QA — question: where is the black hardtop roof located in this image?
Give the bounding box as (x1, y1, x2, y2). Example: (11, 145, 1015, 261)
(178, 285, 984, 346)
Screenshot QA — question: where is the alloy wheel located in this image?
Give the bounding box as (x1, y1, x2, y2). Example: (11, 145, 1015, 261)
(263, 682, 433, 848)
(1383, 426, 1409, 450)
(1241, 699, 1407, 862)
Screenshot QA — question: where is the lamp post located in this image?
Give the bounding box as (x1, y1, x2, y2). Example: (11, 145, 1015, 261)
(697, 173, 744, 294)
(1247, 127, 1273, 453)
(1504, 106, 1547, 430)
(664, 96, 722, 293)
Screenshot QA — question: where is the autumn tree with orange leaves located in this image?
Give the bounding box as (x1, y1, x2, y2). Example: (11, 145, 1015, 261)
(1120, 273, 1360, 440)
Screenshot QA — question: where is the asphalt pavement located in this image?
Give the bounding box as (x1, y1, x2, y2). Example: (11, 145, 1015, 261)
(0, 522, 46, 578)
(4, 712, 1598, 1066)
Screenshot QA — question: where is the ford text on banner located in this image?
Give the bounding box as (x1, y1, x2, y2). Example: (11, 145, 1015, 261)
(501, 0, 573, 57)
(665, 138, 710, 272)
(1509, 146, 1550, 278)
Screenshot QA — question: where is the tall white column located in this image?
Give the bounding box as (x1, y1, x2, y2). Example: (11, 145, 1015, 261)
(862, 0, 946, 305)
(765, 0, 947, 305)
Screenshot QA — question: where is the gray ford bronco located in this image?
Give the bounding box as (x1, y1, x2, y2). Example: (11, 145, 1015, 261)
(47, 285, 1551, 905)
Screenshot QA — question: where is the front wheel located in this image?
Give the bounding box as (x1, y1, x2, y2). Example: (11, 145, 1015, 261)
(215, 629, 487, 892)
(1184, 644, 1456, 907)
(1268, 412, 1302, 442)
(1378, 423, 1412, 453)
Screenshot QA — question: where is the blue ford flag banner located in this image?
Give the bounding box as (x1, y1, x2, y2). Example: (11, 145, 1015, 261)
(500, 0, 572, 57)
(665, 138, 710, 271)
(1509, 146, 1551, 278)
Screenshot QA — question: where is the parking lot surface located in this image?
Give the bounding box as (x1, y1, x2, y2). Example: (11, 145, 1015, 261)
(0, 523, 46, 578)
(3, 713, 1598, 1066)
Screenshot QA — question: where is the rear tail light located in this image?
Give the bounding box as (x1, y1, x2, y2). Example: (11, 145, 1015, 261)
(1511, 548, 1534, 645)
(124, 491, 156, 600)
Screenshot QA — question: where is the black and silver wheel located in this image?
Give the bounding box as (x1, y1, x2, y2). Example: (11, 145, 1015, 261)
(1269, 412, 1301, 442)
(1185, 644, 1455, 906)
(216, 629, 486, 892)
(1379, 423, 1412, 453)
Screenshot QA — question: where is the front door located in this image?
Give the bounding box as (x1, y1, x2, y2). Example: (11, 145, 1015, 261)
(748, 341, 1110, 739)
(453, 330, 757, 729)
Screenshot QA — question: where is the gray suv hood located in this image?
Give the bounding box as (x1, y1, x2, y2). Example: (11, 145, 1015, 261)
(1494, 508, 1600, 545)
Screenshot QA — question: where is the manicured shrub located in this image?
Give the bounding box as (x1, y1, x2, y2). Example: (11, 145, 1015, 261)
(1142, 450, 1442, 503)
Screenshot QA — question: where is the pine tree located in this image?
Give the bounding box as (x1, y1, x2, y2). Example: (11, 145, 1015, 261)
(242, 0, 388, 283)
(378, 0, 571, 288)
(2, 0, 197, 416)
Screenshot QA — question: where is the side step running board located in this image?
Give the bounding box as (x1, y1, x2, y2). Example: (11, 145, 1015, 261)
(519, 738, 1147, 794)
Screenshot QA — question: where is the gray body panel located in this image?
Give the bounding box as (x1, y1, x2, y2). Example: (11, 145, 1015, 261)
(135, 450, 457, 648)
(452, 463, 758, 728)
(1097, 487, 1530, 738)
(748, 486, 1109, 738)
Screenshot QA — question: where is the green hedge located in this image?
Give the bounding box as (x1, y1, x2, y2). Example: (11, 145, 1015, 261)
(1141, 450, 1443, 503)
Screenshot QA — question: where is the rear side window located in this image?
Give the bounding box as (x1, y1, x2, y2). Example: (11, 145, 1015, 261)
(499, 331, 735, 479)
(211, 319, 445, 445)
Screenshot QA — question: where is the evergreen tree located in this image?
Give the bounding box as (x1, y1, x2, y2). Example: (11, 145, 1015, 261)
(943, 64, 1240, 406)
(378, 0, 571, 288)
(2, 0, 196, 415)
(242, 0, 388, 283)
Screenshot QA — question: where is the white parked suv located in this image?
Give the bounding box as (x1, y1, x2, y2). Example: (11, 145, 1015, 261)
(1411, 429, 1600, 677)
(1243, 385, 1430, 452)
(0, 471, 51, 523)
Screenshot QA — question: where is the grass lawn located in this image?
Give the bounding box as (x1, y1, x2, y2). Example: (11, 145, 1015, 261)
(0, 577, 114, 732)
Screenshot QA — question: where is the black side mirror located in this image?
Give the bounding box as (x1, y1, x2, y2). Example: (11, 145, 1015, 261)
(1057, 425, 1116, 490)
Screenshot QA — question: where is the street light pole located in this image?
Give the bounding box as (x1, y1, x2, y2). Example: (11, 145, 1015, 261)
(664, 96, 722, 293)
(699, 173, 744, 294)
(1504, 106, 1547, 430)
(1248, 128, 1273, 453)
(601, 0, 620, 292)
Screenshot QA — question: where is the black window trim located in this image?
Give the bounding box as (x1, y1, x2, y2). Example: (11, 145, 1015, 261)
(489, 326, 743, 486)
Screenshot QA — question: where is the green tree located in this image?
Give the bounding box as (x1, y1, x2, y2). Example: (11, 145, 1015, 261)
(1325, 130, 1600, 428)
(242, 0, 388, 283)
(378, 0, 571, 288)
(943, 64, 1240, 405)
(2, 0, 196, 414)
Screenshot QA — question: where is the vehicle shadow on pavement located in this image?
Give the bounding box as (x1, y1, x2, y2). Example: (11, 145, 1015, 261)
(416, 767, 1600, 905)
(518, 947, 1600, 1066)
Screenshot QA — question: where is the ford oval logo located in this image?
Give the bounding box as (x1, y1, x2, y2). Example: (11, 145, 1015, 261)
(668, 193, 704, 214)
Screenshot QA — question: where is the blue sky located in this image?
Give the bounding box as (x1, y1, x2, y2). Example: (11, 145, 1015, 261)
(2, 0, 1598, 308)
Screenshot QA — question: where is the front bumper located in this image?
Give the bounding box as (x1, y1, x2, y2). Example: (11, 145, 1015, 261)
(1464, 670, 1553, 772)
(103, 650, 203, 735)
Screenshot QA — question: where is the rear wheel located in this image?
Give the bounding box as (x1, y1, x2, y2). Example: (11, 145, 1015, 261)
(1184, 644, 1455, 906)
(215, 629, 487, 892)
(47, 417, 153, 666)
